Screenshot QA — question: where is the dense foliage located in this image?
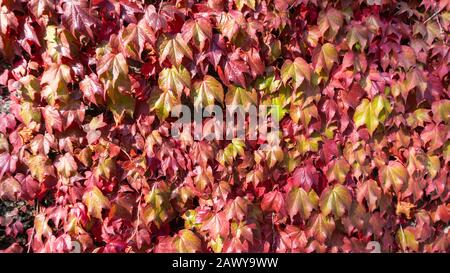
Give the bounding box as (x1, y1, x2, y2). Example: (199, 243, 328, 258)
(0, 0, 449, 253)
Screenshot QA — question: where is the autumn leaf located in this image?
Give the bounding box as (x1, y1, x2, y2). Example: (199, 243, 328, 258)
(97, 51, 129, 91)
(120, 20, 155, 61)
(312, 43, 338, 73)
(318, 8, 343, 40)
(320, 184, 352, 218)
(380, 161, 408, 193)
(193, 75, 224, 107)
(202, 211, 229, 238)
(149, 88, 179, 121)
(0, 177, 21, 201)
(0, 152, 18, 181)
(174, 229, 202, 253)
(353, 95, 391, 135)
(307, 213, 335, 243)
(82, 186, 110, 219)
(356, 179, 382, 212)
(28, 154, 54, 182)
(61, 0, 99, 40)
(396, 226, 419, 252)
(346, 24, 369, 50)
(80, 74, 105, 106)
(261, 190, 284, 213)
(326, 158, 350, 184)
(225, 85, 257, 110)
(41, 63, 72, 105)
(158, 33, 193, 65)
(182, 18, 212, 51)
(286, 186, 314, 220)
(55, 153, 77, 178)
(281, 57, 311, 89)
(158, 65, 191, 97)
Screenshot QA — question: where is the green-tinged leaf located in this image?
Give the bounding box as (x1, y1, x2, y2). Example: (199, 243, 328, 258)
(193, 75, 224, 107)
(149, 88, 179, 121)
(28, 154, 54, 182)
(381, 161, 408, 193)
(320, 184, 352, 218)
(158, 65, 191, 97)
(106, 87, 135, 124)
(82, 186, 110, 219)
(406, 108, 431, 128)
(396, 227, 419, 252)
(307, 213, 335, 243)
(354, 95, 391, 135)
(286, 186, 313, 220)
(326, 158, 350, 184)
(225, 85, 257, 109)
(175, 229, 202, 253)
(182, 18, 212, 51)
(318, 8, 343, 40)
(158, 33, 193, 65)
(312, 43, 338, 73)
(41, 63, 72, 105)
(97, 51, 129, 90)
(281, 57, 311, 89)
(425, 155, 440, 179)
(235, 0, 256, 10)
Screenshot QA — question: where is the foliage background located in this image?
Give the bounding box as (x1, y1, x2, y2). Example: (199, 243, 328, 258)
(0, 0, 449, 253)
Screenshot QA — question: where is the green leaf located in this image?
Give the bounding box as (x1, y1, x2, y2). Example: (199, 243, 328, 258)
(95, 157, 116, 180)
(221, 139, 245, 165)
(193, 75, 224, 107)
(255, 75, 281, 94)
(319, 184, 352, 218)
(432, 99, 450, 124)
(286, 186, 314, 220)
(20, 102, 41, 126)
(406, 108, 431, 128)
(281, 57, 311, 89)
(353, 95, 391, 135)
(158, 65, 191, 97)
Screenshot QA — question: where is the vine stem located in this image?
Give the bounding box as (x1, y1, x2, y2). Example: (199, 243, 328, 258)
(424, 8, 443, 24)
(127, 195, 142, 245)
(27, 202, 39, 253)
(271, 212, 276, 252)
